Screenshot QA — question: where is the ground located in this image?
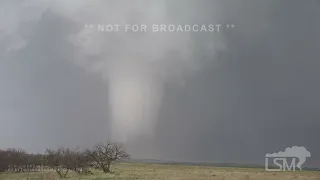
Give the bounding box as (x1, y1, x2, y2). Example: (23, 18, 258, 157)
(0, 163, 319, 180)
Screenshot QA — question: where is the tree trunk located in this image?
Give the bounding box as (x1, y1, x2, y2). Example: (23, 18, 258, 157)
(103, 167, 110, 173)
(103, 163, 111, 173)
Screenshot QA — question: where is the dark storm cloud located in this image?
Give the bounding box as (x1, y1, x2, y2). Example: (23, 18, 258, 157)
(0, 10, 111, 152)
(149, 0, 320, 166)
(0, 0, 319, 167)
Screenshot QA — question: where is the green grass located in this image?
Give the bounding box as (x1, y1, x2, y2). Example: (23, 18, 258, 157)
(1, 163, 320, 180)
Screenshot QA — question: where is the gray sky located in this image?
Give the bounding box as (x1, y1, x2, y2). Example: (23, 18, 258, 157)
(0, 0, 319, 167)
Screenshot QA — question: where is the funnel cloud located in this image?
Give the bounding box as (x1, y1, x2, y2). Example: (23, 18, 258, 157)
(68, 0, 225, 142)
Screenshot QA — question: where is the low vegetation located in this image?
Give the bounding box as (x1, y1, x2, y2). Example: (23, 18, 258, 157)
(1, 163, 320, 180)
(1, 142, 319, 180)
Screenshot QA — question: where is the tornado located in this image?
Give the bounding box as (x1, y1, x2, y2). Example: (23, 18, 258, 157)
(107, 60, 164, 142)
(67, 0, 225, 143)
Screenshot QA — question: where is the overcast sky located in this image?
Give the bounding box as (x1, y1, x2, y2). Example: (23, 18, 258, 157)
(0, 0, 319, 167)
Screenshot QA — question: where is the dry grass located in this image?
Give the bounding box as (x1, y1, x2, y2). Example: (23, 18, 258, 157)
(0, 163, 319, 180)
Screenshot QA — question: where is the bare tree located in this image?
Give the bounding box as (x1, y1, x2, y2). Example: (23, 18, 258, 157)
(44, 147, 91, 177)
(44, 147, 71, 178)
(4, 148, 29, 172)
(66, 148, 91, 174)
(85, 141, 130, 173)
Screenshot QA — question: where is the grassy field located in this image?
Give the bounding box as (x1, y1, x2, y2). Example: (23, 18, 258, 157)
(1, 163, 319, 180)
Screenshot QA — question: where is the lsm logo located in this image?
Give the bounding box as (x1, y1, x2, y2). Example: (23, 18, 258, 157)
(265, 146, 311, 171)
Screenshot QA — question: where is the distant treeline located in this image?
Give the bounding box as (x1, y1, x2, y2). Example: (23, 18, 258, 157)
(0, 141, 130, 178)
(0, 148, 44, 172)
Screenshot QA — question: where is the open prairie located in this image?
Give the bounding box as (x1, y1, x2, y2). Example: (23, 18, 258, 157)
(1, 163, 319, 180)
